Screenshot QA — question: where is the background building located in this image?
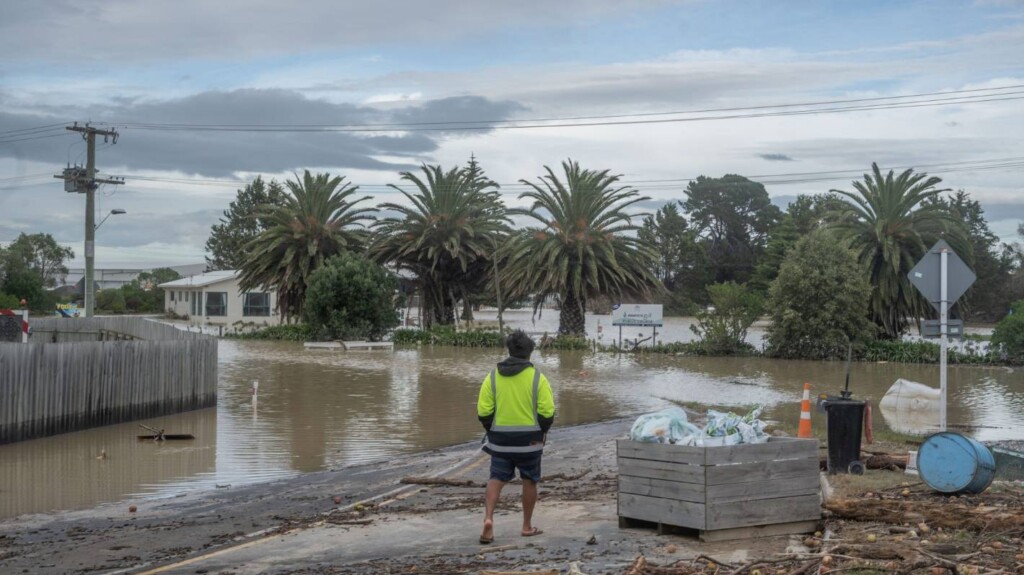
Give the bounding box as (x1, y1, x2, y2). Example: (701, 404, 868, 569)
(159, 270, 280, 329)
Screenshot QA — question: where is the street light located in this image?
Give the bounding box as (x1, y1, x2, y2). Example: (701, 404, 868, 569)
(84, 208, 126, 316)
(95, 209, 126, 230)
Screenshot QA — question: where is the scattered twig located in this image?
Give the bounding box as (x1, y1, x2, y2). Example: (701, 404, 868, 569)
(478, 544, 520, 555)
(399, 477, 482, 488)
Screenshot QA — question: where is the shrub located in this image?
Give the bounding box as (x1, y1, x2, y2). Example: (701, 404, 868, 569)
(390, 326, 505, 347)
(690, 282, 762, 355)
(302, 253, 401, 341)
(0, 292, 20, 309)
(226, 323, 313, 341)
(766, 231, 875, 360)
(991, 300, 1024, 363)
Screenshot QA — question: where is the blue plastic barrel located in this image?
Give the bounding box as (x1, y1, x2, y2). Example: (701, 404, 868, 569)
(916, 432, 996, 494)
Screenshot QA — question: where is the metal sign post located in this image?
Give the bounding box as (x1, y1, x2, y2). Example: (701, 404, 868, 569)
(908, 240, 976, 432)
(939, 248, 948, 431)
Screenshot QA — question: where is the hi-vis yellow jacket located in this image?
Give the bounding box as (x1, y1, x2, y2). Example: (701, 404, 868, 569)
(477, 361, 555, 457)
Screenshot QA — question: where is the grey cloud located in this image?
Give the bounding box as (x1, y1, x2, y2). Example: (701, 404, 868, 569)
(759, 153, 795, 161)
(0, 0, 681, 63)
(0, 90, 524, 177)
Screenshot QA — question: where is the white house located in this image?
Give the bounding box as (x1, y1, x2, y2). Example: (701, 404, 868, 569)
(159, 270, 281, 329)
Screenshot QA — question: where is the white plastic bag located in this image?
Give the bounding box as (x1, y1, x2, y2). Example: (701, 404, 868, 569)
(629, 407, 704, 446)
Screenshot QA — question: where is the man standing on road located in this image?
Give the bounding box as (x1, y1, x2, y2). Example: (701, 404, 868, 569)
(477, 330, 555, 544)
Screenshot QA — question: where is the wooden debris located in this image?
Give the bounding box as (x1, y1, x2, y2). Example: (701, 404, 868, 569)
(137, 424, 194, 440)
(478, 570, 556, 575)
(540, 469, 591, 482)
(477, 564, 557, 568)
(478, 544, 520, 555)
(624, 555, 647, 575)
(398, 476, 481, 487)
(825, 498, 1024, 533)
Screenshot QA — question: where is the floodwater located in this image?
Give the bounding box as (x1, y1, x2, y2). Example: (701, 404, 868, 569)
(1, 311, 1020, 519)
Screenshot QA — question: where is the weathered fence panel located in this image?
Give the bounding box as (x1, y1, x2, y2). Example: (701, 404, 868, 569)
(30, 317, 203, 342)
(0, 318, 217, 444)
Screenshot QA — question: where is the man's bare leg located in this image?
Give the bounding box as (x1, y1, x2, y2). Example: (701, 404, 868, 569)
(481, 479, 504, 541)
(521, 478, 538, 535)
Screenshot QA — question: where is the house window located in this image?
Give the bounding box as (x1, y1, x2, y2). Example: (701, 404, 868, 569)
(205, 292, 227, 316)
(243, 293, 271, 316)
(170, 291, 175, 302)
(192, 294, 199, 316)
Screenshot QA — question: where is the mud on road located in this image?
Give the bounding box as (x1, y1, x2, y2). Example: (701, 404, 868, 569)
(2, 418, 1022, 575)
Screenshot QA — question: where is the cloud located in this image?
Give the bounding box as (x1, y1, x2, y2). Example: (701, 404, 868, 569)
(759, 153, 795, 161)
(0, 90, 523, 177)
(0, 0, 681, 63)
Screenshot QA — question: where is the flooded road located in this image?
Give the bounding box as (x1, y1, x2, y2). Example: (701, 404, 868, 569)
(1, 312, 1020, 519)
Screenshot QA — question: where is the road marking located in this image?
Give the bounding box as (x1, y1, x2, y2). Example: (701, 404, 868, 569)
(121, 450, 487, 575)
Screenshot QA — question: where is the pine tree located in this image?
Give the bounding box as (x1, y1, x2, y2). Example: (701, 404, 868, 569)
(205, 177, 287, 271)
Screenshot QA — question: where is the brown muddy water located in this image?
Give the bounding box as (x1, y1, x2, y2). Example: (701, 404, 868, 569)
(0, 312, 1020, 519)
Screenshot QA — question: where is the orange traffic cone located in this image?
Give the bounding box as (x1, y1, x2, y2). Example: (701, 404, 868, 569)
(798, 382, 813, 438)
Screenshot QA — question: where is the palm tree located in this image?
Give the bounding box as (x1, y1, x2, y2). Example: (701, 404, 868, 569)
(830, 163, 967, 339)
(239, 170, 374, 320)
(369, 162, 510, 329)
(504, 160, 661, 337)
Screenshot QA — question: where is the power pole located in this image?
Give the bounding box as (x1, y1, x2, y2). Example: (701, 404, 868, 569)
(54, 123, 124, 317)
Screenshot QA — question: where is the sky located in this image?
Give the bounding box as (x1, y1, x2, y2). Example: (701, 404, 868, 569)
(1, 0, 1023, 268)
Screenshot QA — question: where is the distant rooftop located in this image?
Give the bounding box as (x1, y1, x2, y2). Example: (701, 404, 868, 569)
(159, 270, 238, 289)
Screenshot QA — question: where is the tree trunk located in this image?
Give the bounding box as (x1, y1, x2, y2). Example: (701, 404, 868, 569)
(558, 291, 586, 337)
(421, 282, 455, 329)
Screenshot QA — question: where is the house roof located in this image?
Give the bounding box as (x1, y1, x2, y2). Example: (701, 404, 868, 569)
(159, 270, 238, 289)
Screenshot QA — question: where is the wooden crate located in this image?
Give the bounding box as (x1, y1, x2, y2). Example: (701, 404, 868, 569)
(617, 437, 821, 541)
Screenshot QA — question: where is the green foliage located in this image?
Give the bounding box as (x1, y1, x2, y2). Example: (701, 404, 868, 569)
(638, 202, 709, 312)
(830, 164, 968, 339)
(860, 339, 997, 365)
(543, 335, 589, 350)
(690, 282, 763, 355)
(391, 326, 505, 347)
(239, 170, 375, 320)
(96, 289, 126, 313)
(205, 177, 289, 271)
(2, 233, 74, 288)
(750, 215, 798, 294)
(226, 323, 314, 341)
(302, 253, 401, 341)
(991, 300, 1024, 363)
(682, 175, 782, 284)
(766, 231, 875, 360)
(0, 232, 73, 312)
(369, 160, 509, 328)
(925, 190, 1015, 321)
(504, 159, 661, 336)
(0, 292, 20, 309)
(93, 268, 182, 314)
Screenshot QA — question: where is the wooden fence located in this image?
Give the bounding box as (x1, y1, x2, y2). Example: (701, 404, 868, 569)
(30, 317, 205, 343)
(0, 318, 217, 444)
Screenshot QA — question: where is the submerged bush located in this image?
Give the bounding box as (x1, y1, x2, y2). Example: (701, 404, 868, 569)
(226, 323, 313, 341)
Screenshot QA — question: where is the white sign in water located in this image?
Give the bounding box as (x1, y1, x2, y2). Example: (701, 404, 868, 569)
(611, 303, 663, 327)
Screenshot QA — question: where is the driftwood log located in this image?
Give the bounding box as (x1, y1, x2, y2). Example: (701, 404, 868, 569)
(399, 469, 591, 488)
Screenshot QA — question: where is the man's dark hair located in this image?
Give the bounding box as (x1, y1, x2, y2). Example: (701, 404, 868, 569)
(506, 330, 535, 359)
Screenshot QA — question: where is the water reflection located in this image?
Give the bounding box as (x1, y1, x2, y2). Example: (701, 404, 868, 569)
(1, 321, 1021, 519)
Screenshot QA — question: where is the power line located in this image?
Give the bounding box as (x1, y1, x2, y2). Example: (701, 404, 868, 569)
(0, 122, 70, 138)
(91, 84, 1024, 132)
(0, 131, 75, 144)
(102, 156, 1024, 194)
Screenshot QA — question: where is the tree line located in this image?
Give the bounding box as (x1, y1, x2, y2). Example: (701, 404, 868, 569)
(205, 157, 1024, 352)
